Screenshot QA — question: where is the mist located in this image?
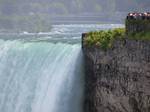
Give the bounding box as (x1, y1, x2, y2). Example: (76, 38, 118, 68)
(0, 0, 149, 32)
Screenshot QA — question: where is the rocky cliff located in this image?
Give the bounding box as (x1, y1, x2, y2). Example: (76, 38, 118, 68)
(82, 37, 150, 112)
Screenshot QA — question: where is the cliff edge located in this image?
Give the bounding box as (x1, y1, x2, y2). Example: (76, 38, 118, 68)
(82, 13, 150, 112)
(83, 39, 150, 112)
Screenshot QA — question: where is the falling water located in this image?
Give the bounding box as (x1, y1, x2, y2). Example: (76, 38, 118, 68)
(0, 24, 124, 112)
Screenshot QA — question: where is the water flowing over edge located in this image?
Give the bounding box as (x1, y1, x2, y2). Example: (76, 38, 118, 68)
(0, 24, 124, 112)
(0, 40, 84, 112)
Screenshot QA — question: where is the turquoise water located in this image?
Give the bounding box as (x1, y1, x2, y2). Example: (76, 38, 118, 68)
(0, 24, 123, 112)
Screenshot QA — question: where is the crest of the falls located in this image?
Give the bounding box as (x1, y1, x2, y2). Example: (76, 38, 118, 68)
(0, 24, 124, 112)
(0, 40, 84, 112)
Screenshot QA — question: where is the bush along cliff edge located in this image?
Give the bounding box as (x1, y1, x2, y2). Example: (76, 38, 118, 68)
(82, 12, 150, 112)
(82, 12, 150, 50)
(82, 28, 125, 50)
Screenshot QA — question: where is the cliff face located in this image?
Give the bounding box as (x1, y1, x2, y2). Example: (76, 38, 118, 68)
(83, 38, 150, 112)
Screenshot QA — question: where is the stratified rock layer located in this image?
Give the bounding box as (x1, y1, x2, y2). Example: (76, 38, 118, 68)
(83, 39, 150, 112)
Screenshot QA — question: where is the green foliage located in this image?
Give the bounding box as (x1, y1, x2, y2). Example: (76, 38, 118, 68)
(126, 19, 150, 40)
(84, 26, 150, 50)
(128, 31, 150, 41)
(126, 19, 150, 28)
(84, 28, 125, 50)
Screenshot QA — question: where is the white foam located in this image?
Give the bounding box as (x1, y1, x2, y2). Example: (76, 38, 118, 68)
(0, 40, 84, 112)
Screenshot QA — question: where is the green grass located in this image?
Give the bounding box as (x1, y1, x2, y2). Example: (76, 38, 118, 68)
(126, 19, 150, 27)
(128, 31, 150, 41)
(84, 28, 125, 50)
(84, 27, 150, 50)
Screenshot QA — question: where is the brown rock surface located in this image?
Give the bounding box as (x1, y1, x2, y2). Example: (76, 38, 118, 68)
(83, 39, 150, 112)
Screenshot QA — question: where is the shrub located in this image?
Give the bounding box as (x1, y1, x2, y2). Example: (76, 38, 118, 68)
(128, 31, 150, 41)
(84, 28, 125, 50)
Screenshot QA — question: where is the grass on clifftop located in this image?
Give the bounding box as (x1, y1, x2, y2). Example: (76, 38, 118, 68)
(128, 31, 150, 41)
(84, 28, 125, 50)
(84, 28, 150, 50)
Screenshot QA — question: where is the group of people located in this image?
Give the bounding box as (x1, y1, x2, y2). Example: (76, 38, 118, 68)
(127, 12, 150, 20)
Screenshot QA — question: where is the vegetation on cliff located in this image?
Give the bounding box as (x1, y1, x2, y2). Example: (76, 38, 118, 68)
(84, 28, 125, 49)
(128, 31, 150, 41)
(126, 19, 150, 41)
(84, 23, 150, 49)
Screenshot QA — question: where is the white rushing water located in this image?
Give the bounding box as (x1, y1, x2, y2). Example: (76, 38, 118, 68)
(0, 40, 84, 112)
(0, 24, 124, 112)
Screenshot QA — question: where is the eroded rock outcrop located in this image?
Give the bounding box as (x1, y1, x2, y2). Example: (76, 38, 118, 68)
(83, 38, 150, 112)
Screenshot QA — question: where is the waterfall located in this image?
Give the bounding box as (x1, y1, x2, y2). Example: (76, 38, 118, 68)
(0, 24, 124, 112)
(0, 39, 84, 112)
